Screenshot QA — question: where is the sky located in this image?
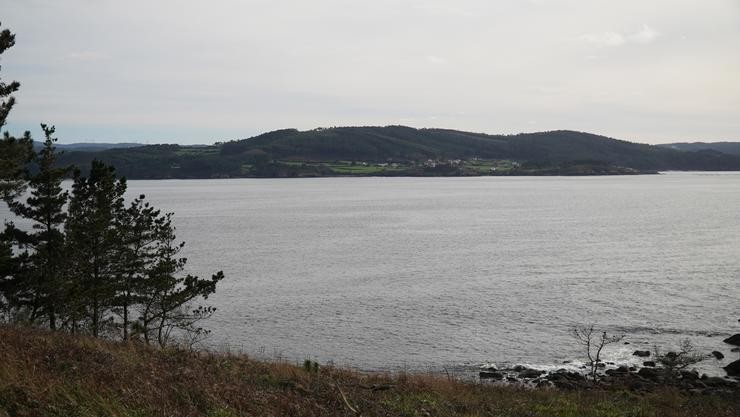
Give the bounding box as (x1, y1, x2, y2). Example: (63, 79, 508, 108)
(1, 0, 739, 145)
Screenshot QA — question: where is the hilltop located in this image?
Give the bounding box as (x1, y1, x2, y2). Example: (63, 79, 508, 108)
(55, 127, 740, 179)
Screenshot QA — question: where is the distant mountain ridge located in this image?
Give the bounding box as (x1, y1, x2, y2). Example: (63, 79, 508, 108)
(35, 142, 144, 152)
(658, 142, 740, 156)
(55, 126, 740, 179)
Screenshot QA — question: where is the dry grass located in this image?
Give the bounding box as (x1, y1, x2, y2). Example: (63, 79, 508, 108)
(1, 325, 738, 417)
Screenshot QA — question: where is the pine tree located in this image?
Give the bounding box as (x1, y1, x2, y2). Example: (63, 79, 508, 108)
(65, 160, 126, 336)
(0, 22, 33, 200)
(113, 194, 163, 340)
(3, 125, 70, 329)
(135, 214, 224, 347)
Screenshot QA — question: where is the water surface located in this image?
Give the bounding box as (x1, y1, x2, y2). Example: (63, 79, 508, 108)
(123, 173, 740, 374)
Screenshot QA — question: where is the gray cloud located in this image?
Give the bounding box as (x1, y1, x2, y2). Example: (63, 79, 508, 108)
(1, 0, 739, 144)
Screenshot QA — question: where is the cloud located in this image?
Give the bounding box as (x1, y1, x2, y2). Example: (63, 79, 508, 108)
(579, 24, 659, 48)
(628, 24, 660, 44)
(426, 55, 447, 65)
(63, 51, 112, 62)
(579, 32, 626, 47)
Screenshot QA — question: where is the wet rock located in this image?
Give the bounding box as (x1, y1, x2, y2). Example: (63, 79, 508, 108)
(479, 371, 504, 380)
(724, 359, 740, 377)
(680, 370, 699, 381)
(536, 380, 552, 388)
(712, 351, 725, 360)
(519, 368, 545, 379)
(703, 376, 730, 387)
(633, 350, 651, 357)
(643, 361, 656, 367)
(637, 367, 660, 381)
(723, 334, 740, 346)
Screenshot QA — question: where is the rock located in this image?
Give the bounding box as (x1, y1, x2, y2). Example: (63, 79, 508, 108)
(704, 376, 729, 387)
(633, 350, 651, 357)
(595, 362, 606, 368)
(724, 359, 740, 377)
(680, 370, 700, 381)
(723, 334, 740, 346)
(624, 341, 630, 345)
(512, 365, 526, 372)
(731, 348, 740, 353)
(479, 371, 504, 380)
(712, 351, 725, 360)
(536, 380, 552, 388)
(637, 367, 660, 381)
(519, 369, 545, 379)
(643, 361, 656, 367)
(480, 365, 497, 371)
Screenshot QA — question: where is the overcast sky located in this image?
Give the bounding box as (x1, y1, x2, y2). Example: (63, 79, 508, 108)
(2, 0, 739, 144)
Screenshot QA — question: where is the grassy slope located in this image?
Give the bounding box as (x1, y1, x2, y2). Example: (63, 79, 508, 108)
(1, 326, 739, 417)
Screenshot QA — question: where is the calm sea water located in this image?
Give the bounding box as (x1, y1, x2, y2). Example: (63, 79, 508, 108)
(5, 173, 740, 374)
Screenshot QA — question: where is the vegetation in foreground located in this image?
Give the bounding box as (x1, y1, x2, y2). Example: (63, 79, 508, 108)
(2, 325, 740, 417)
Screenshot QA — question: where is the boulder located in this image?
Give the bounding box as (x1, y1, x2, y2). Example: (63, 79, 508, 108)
(680, 370, 699, 381)
(637, 367, 660, 381)
(605, 366, 629, 376)
(633, 350, 651, 357)
(519, 369, 545, 379)
(643, 361, 656, 367)
(479, 370, 504, 380)
(712, 351, 725, 360)
(723, 334, 740, 346)
(703, 376, 730, 387)
(724, 359, 740, 377)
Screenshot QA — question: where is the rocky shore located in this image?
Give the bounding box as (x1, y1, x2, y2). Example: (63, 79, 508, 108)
(480, 333, 740, 395)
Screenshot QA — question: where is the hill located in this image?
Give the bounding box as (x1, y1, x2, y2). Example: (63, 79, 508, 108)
(1, 325, 738, 417)
(35, 142, 144, 153)
(56, 127, 740, 179)
(659, 142, 740, 156)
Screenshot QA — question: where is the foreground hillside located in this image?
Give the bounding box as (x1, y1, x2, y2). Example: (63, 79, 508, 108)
(1, 326, 739, 417)
(56, 127, 740, 179)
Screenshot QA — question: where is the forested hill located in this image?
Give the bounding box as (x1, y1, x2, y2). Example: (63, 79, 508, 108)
(659, 142, 740, 156)
(56, 127, 740, 179)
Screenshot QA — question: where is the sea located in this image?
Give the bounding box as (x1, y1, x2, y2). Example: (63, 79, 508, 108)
(4, 172, 740, 376)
